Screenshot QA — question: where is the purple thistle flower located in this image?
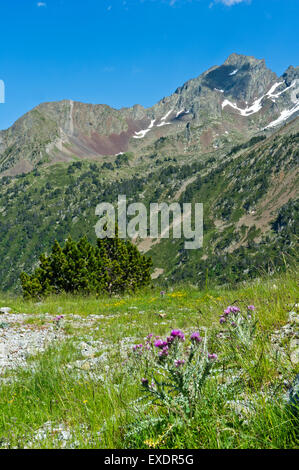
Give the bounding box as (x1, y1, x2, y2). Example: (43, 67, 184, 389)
(174, 359, 185, 367)
(133, 344, 143, 351)
(190, 332, 202, 343)
(208, 353, 218, 361)
(231, 306, 240, 313)
(53, 315, 64, 322)
(167, 336, 175, 345)
(231, 321, 237, 327)
(154, 339, 164, 349)
(170, 329, 185, 341)
(141, 378, 149, 386)
(159, 346, 169, 357)
(224, 306, 240, 315)
(247, 305, 255, 311)
(219, 316, 226, 324)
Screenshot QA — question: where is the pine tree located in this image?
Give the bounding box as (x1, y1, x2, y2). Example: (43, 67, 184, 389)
(20, 230, 153, 299)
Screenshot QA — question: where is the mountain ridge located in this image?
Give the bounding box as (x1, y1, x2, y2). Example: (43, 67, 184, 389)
(1, 53, 298, 176)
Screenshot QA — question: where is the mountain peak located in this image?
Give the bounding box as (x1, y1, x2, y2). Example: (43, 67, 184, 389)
(283, 65, 299, 85)
(200, 54, 277, 102)
(224, 53, 266, 68)
(0, 53, 298, 177)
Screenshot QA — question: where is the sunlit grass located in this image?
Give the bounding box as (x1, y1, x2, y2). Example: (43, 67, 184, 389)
(0, 271, 298, 448)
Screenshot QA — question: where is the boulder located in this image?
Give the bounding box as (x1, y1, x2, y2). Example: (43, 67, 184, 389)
(0, 307, 11, 314)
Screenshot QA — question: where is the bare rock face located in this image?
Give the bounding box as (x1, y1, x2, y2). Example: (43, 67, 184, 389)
(0, 54, 298, 175)
(167, 53, 276, 115)
(220, 53, 277, 102)
(283, 65, 299, 86)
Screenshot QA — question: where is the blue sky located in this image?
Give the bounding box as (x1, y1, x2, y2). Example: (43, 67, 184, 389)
(0, 0, 298, 130)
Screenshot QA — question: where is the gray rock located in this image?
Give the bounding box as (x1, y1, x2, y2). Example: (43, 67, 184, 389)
(0, 313, 66, 374)
(79, 341, 96, 358)
(288, 312, 299, 325)
(287, 374, 299, 417)
(290, 339, 299, 364)
(0, 307, 11, 314)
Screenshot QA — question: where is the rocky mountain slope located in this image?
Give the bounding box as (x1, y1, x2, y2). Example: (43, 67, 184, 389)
(1, 54, 298, 176)
(0, 53, 298, 290)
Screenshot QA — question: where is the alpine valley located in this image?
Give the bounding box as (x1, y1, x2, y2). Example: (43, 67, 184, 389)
(0, 53, 298, 291)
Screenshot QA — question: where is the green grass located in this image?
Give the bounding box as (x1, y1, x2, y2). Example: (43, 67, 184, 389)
(0, 271, 298, 449)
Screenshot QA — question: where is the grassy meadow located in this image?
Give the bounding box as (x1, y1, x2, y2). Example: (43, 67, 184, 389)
(0, 271, 298, 449)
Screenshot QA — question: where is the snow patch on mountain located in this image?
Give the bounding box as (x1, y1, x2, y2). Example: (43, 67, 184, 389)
(265, 79, 299, 128)
(222, 96, 264, 117)
(157, 121, 171, 127)
(222, 80, 299, 119)
(176, 109, 185, 117)
(156, 109, 174, 127)
(160, 109, 173, 122)
(133, 119, 156, 139)
(265, 82, 285, 99)
(265, 101, 299, 129)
